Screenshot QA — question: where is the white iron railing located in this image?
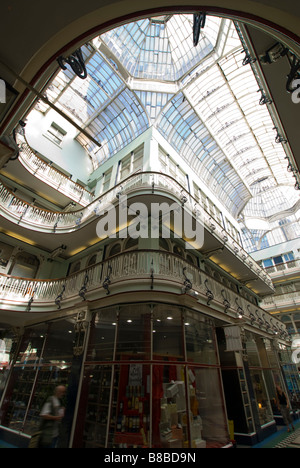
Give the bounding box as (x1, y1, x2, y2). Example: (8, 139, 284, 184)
(0, 249, 285, 338)
(16, 132, 94, 206)
(0, 171, 273, 288)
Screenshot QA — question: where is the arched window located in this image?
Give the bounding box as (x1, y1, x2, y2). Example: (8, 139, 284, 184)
(87, 254, 97, 266)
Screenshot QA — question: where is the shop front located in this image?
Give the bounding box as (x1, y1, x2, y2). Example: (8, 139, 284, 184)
(217, 328, 300, 445)
(73, 304, 230, 448)
(0, 302, 298, 448)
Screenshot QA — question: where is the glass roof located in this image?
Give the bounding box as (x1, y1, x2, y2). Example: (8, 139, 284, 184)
(35, 14, 299, 221)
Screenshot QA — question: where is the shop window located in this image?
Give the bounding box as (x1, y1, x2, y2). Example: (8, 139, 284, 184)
(87, 308, 117, 362)
(116, 305, 151, 361)
(81, 364, 114, 447)
(108, 364, 151, 448)
(273, 255, 283, 265)
(250, 370, 273, 426)
(185, 312, 217, 365)
(189, 368, 229, 447)
(153, 306, 184, 361)
(1, 319, 76, 436)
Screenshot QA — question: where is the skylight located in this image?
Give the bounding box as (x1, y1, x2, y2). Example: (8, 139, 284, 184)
(33, 14, 298, 222)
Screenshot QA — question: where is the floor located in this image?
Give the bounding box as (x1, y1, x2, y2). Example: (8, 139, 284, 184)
(1, 422, 300, 448)
(237, 420, 300, 449)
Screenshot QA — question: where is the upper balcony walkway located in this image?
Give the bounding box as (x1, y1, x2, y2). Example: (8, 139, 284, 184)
(0, 248, 287, 341)
(0, 170, 274, 295)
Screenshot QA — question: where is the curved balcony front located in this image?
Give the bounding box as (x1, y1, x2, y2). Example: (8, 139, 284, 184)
(0, 249, 287, 341)
(0, 171, 274, 294)
(15, 132, 94, 207)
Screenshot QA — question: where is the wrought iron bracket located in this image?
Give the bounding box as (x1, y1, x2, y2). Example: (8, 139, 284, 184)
(79, 273, 89, 301)
(221, 289, 230, 314)
(55, 284, 65, 310)
(183, 267, 192, 293)
(103, 265, 112, 295)
(193, 13, 206, 46)
(57, 48, 87, 79)
(286, 53, 300, 93)
(204, 279, 214, 305)
(235, 297, 244, 318)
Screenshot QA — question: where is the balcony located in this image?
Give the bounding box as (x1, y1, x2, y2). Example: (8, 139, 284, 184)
(0, 249, 286, 340)
(261, 291, 300, 313)
(14, 132, 94, 207)
(0, 170, 274, 295)
(262, 259, 300, 281)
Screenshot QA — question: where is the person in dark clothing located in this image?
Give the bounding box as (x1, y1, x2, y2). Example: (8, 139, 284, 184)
(39, 385, 66, 447)
(276, 385, 295, 432)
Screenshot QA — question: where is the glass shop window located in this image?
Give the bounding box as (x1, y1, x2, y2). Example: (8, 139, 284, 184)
(262, 258, 273, 269)
(250, 370, 273, 426)
(184, 312, 218, 365)
(0, 331, 15, 402)
(116, 305, 152, 361)
(284, 252, 294, 262)
(188, 367, 229, 447)
(152, 306, 184, 361)
(86, 308, 118, 362)
(80, 364, 114, 448)
(22, 318, 76, 435)
(0, 324, 47, 431)
(120, 154, 131, 180)
(0, 319, 77, 436)
(108, 364, 151, 448)
(152, 364, 187, 448)
(152, 365, 229, 449)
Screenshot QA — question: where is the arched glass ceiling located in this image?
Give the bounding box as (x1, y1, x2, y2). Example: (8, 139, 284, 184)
(34, 14, 298, 220)
(102, 15, 221, 81)
(243, 186, 300, 220)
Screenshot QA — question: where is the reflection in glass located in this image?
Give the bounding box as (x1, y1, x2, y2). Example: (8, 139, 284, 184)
(82, 365, 113, 447)
(189, 368, 229, 447)
(87, 308, 117, 361)
(153, 306, 184, 361)
(116, 305, 151, 360)
(250, 370, 273, 426)
(108, 364, 151, 448)
(152, 364, 187, 448)
(185, 312, 217, 364)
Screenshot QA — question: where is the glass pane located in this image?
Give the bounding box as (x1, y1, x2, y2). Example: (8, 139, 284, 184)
(189, 367, 229, 447)
(116, 305, 152, 360)
(153, 305, 184, 361)
(81, 364, 113, 448)
(250, 369, 273, 426)
(185, 311, 217, 364)
(152, 364, 187, 448)
(0, 324, 47, 431)
(87, 308, 117, 361)
(22, 318, 76, 435)
(108, 364, 151, 448)
(245, 332, 261, 367)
